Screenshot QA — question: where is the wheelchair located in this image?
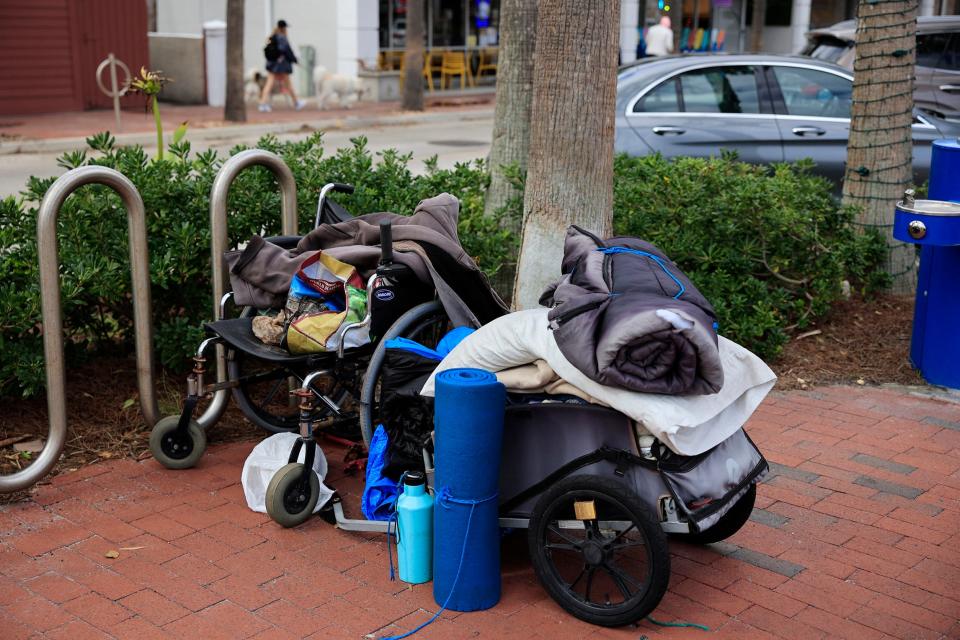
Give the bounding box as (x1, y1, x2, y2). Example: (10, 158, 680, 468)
(148, 183, 451, 526)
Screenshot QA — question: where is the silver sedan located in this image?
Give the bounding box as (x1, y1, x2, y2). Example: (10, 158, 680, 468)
(614, 54, 955, 185)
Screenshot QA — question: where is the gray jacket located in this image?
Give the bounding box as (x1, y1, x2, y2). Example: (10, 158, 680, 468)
(225, 193, 507, 327)
(542, 226, 724, 396)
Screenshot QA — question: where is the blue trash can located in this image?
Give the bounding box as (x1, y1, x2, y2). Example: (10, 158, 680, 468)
(892, 139, 960, 389)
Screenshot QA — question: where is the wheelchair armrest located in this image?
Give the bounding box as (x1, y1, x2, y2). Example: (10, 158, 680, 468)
(336, 272, 378, 358)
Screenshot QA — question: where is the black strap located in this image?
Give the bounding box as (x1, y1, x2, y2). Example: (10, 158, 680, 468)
(177, 394, 200, 433)
(499, 447, 652, 515)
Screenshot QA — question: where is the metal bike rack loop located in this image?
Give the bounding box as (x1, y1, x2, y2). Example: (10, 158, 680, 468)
(199, 149, 299, 429)
(0, 167, 159, 494)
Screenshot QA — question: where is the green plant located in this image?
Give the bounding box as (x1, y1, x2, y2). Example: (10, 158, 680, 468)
(126, 68, 185, 161)
(612, 153, 888, 359)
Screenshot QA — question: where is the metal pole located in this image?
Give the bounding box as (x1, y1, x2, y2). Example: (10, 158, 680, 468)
(109, 53, 121, 130)
(0, 167, 158, 494)
(199, 149, 298, 429)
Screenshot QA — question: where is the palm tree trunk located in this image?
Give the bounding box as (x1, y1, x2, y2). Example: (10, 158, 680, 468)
(512, 0, 621, 309)
(402, 0, 426, 111)
(484, 0, 537, 223)
(224, 0, 246, 122)
(842, 0, 919, 293)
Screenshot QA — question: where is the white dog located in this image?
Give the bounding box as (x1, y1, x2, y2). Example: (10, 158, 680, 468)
(313, 66, 366, 109)
(244, 67, 267, 104)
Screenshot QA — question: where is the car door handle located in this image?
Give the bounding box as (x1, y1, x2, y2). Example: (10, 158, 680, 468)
(791, 126, 826, 137)
(651, 126, 686, 136)
(939, 84, 960, 92)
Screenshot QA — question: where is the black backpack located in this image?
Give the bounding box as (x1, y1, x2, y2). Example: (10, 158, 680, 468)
(264, 36, 279, 62)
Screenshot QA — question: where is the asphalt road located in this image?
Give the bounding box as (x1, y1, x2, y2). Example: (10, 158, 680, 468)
(0, 115, 494, 199)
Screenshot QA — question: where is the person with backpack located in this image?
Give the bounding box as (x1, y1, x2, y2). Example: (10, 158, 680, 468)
(259, 20, 305, 112)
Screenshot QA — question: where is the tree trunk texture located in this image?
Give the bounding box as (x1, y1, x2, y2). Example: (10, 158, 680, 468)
(484, 0, 538, 223)
(512, 0, 621, 310)
(750, 0, 766, 52)
(842, 0, 919, 293)
(402, 0, 426, 111)
(224, 0, 246, 123)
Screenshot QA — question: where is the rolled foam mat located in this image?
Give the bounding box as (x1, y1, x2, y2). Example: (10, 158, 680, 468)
(433, 368, 505, 611)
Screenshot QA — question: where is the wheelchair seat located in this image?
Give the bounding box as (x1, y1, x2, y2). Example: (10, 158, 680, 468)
(204, 318, 334, 366)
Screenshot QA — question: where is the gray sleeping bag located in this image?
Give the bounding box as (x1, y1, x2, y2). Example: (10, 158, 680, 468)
(541, 226, 724, 396)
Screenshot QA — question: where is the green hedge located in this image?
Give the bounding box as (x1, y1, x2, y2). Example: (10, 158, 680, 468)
(0, 137, 885, 399)
(613, 153, 888, 358)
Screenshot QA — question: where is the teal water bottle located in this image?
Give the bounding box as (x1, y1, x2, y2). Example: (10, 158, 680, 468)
(397, 471, 433, 584)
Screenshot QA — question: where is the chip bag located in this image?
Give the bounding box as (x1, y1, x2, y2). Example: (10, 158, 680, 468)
(285, 252, 369, 354)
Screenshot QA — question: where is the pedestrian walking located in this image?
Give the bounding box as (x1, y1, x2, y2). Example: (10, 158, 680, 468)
(259, 19, 305, 112)
(645, 16, 674, 57)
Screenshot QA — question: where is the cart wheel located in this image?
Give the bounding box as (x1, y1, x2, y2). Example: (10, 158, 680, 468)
(149, 416, 207, 470)
(265, 463, 320, 528)
(670, 483, 756, 545)
(528, 474, 670, 628)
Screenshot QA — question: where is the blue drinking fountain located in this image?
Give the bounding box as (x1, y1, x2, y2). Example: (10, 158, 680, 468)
(892, 138, 960, 389)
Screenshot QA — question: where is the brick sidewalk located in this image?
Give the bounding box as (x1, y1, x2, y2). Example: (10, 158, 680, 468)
(1, 385, 958, 639)
(0, 93, 494, 142)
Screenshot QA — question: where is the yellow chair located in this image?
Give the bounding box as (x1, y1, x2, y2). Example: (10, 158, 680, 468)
(423, 50, 442, 91)
(475, 47, 498, 81)
(440, 51, 473, 90)
(398, 52, 435, 93)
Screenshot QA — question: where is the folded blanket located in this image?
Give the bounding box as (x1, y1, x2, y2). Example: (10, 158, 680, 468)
(541, 226, 723, 396)
(421, 309, 776, 456)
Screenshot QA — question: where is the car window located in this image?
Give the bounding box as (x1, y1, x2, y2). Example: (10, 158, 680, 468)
(940, 34, 960, 71)
(634, 78, 680, 112)
(917, 32, 950, 69)
(771, 66, 852, 118)
(678, 66, 760, 114)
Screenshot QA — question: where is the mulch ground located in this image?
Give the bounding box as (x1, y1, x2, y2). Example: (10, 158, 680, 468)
(0, 293, 925, 502)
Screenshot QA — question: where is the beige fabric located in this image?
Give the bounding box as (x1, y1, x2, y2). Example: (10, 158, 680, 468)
(495, 360, 606, 406)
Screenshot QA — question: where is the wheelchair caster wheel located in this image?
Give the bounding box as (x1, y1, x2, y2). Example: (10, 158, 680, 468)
(266, 463, 320, 528)
(528, 474, 670, 627)
(149, 416, 207, 470)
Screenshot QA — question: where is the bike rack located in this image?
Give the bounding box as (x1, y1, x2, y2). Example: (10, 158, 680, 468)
(198, 149, 299, 430)
(0, 167, 159, 494)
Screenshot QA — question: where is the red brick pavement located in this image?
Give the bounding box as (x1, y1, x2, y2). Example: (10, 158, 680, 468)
(1, 385, 958, 639)
(0, 93, 493, 142)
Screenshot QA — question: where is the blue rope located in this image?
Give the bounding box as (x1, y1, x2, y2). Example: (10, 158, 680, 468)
(381, 487, 497, 640)
(598, 247, 686, 300)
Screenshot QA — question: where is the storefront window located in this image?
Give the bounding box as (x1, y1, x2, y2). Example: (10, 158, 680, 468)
(380, 0, 499, 50)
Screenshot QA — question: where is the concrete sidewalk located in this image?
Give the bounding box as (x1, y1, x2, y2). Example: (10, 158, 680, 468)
(1, 385, 959, 639)
(0, 93, 495, 156)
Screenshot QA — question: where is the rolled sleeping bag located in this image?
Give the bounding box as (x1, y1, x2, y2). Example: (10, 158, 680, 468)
(433, 368, 505, 611)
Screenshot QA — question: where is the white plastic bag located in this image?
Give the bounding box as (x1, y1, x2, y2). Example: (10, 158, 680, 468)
(241, 432, 335, 514)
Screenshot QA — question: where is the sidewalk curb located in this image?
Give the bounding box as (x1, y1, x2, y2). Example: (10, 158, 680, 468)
(0, 106, 495, 156)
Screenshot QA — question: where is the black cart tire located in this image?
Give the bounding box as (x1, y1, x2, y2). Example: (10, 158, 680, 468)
(265, 462, 321, 528)
(528, 474, 670, 628)
(359, 300, 446, 448)
(149, 415, 207, 470)
(670, 483, 756, 545)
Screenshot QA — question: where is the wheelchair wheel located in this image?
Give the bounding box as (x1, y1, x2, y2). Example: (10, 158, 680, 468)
(359, 300, 447, 448)
(528, 474, 670, 628)
(228, 350, 350, 434)
(669, 483, 756, 545)
(265, 462, 321, 528)
(149, 416, 207, 470)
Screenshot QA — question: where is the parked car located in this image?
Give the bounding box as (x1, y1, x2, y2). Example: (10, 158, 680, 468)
(803, 16, 960, 121)
(615, 54, 957, 185)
